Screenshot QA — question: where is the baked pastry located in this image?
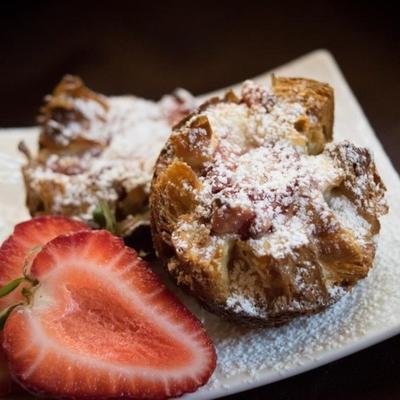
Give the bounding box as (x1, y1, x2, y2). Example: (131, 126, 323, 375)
(21, 76, 195, 235)
(150, 77, 388, 326)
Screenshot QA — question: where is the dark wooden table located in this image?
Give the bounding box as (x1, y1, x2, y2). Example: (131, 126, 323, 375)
(1, 2, 399, 399)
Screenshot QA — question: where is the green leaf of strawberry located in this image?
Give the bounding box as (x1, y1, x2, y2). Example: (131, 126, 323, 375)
(0, 277, 25, 298)
(93, 200, 117, 234)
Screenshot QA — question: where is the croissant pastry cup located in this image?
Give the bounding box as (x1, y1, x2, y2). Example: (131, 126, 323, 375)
(150, 77, 388, 326)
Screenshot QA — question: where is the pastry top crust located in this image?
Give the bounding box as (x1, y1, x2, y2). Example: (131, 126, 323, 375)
(271, 75, 334, 153)
(38, 75, 110, 156)
(150, 77, 387, 325)
(22, 76, 195, 234)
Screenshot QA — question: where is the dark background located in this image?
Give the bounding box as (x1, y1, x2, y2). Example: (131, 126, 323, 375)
(1, 1, 399, 399)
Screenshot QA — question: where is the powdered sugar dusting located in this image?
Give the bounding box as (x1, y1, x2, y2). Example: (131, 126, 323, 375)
(45, 95, 109, 147)
(170, 81, 386, 322)
(199, 143, 341, 259)
(226, 294, 266, 318)
(25, 91, 196, 221)
(328, 195, 371, 244)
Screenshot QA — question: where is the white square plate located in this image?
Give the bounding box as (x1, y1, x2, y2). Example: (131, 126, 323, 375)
(1, 50, 399, 400)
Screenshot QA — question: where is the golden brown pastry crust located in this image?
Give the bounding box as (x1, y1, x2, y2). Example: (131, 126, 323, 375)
(150, 77, 387, 326)
(272, 76, 334, 154)
(38, 75, 110, 157)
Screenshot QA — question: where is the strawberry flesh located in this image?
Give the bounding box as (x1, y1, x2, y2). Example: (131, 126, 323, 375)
(2, 230, 216, 399)
(0, 216, 89, 396)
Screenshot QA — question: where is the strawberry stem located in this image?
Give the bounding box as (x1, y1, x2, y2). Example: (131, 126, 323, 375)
(0, 276, 38, 329)
(93, 200, 117, 234)
(0, 277, 25, 298)
(22, 287, 33, 302)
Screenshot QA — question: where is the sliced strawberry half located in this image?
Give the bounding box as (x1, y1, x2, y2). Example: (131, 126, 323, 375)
(0, 216, 89, 395)
(2, 230, 216, 399)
